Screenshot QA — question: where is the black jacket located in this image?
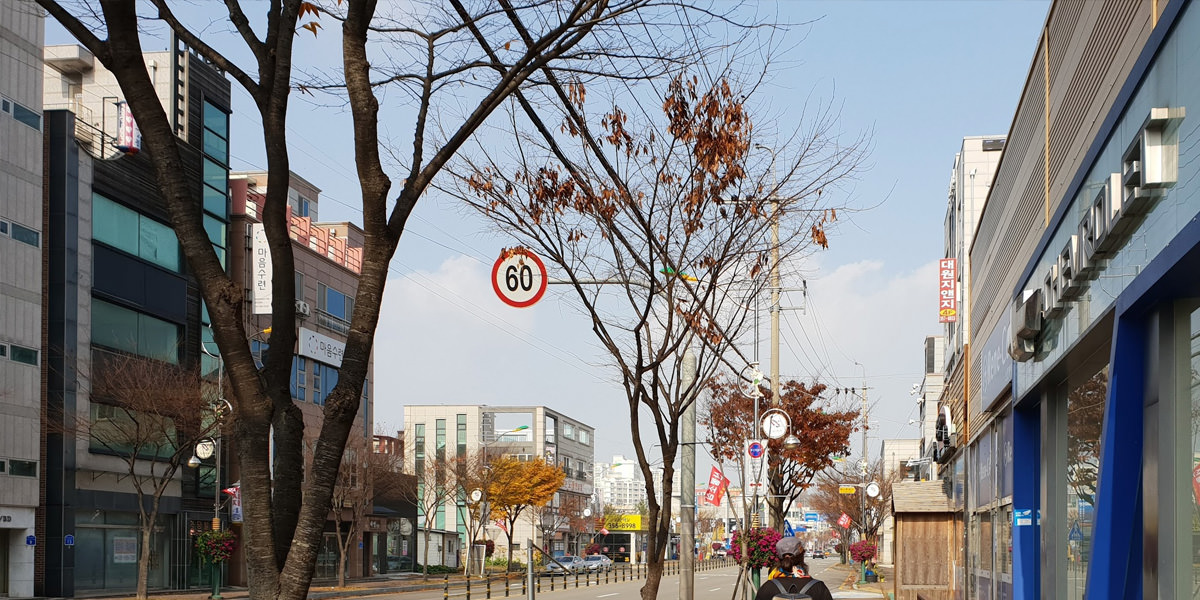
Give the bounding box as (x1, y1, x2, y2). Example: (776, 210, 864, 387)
(753, 576, 834, 600)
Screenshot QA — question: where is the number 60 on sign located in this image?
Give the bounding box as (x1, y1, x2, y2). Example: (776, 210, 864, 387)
(492, 249, 548, 308)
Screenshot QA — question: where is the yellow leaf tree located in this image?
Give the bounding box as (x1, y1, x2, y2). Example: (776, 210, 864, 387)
(487, 457, 564, 571)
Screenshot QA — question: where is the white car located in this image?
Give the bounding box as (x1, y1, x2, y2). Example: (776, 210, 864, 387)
(582, 554, 613, 572)
(544, 555, 584, 576)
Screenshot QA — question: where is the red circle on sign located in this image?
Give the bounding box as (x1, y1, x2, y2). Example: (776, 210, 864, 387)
(492, 251, 548, 308)
(748, 442, 764, 458)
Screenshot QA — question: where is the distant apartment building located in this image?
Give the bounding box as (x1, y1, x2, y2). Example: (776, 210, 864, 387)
(229, 171, 376, 580)
(39, 38, 232, 597)
(593, 455, 645, 510)
(402, 405, 594, 563)
(0, 2, 44, 597)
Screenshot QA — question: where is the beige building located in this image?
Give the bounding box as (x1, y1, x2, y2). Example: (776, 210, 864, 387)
(402, 405, 594, 562)
(0, 2, 44, 596)
(229, 171, 376, 580)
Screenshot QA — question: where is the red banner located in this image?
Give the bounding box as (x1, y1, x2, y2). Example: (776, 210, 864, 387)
(938, 258, 958, 323)
(115, 102, 142, 155)
(837, 512, 852, 529)
(1192, 461, 1200, 507)
(703, 466, 730, 506)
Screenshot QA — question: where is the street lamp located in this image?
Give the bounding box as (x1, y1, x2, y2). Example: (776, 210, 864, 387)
(192, 330, 241, 600)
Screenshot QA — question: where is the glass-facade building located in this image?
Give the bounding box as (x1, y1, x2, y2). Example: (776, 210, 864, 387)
(41, 39, 232, 596)
(969, 0, 1200, 597)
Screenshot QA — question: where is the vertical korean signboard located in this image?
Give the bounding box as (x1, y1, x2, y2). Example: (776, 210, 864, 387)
(252, 223, 272, 314)
(938, 258, 957, 323)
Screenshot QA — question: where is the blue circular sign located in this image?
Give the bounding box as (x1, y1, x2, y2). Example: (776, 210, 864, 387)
(748, 442, 765, 458)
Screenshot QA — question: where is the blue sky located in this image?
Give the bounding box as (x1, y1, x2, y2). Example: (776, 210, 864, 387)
(48, 1, 1050, 474)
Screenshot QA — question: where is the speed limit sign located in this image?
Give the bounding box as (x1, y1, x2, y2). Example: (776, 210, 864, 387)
(492, 249, 548, 308)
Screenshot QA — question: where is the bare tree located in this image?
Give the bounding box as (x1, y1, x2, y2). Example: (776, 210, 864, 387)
(804, 459, 897, 562)
(453, 450, 492, 576)
(63, 352, 219, 600)
(35, 2, 724, 598)
(450, 55, 867, 596)
(401, 452, 462, 577)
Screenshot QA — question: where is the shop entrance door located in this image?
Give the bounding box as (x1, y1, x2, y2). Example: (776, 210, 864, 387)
(0, 529, 8, 596)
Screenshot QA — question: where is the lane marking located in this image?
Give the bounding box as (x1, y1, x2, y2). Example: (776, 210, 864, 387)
(597, 594, 620, 598)
(709, 587, 722, 592)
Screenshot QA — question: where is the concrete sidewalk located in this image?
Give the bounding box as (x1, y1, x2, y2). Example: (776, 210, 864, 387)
(825, 562, 893, 599)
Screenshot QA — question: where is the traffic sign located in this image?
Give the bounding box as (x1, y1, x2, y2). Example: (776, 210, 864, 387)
(64, 534, 75, 547)
(804, 511, 819, 523)
(25, 535, 35, 546)
(744, 440, 769, 490)
(1068, 521, 1082, 542)
(784, 520, 794, 536)
(838, 485, 857, 495)
(492, 249, 548, 308)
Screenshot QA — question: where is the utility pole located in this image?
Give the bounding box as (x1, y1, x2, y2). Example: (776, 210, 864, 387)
(680, 347, 697, 600)
(860, 380, 868, 542)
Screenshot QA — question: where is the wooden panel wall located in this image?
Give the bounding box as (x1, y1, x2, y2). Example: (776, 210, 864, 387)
(894, 513, 954, 600)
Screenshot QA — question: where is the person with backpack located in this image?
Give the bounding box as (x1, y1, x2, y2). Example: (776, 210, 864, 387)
(755, 537, 834, 600)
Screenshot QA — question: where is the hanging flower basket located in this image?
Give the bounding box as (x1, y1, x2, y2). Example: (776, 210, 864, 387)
(728, 527, 782, 570)
(849, 540, 876, 564)
(196, 529, 238, 564)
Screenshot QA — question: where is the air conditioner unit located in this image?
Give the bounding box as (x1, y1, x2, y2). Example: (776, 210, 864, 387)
(296, 300, 311, 318)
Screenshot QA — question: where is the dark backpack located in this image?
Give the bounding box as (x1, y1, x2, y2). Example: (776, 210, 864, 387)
(770, 578, 818, 599)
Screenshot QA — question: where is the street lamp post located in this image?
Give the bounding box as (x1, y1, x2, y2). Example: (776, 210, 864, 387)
(194, 341, 233, 600)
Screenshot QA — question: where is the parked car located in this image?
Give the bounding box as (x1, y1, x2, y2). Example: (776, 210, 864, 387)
(583, 554, 613, 572)
(544, 555, 584, 576)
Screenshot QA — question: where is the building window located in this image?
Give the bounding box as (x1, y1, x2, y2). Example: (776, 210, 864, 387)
(317, 282, 353, 321)
(456, 414, 466, 458)
(8, 460, 36, 477)
(88, 403, 177, 460)
(296, 271, 305, 301)
(579, 430, 590, 445)
(563, 423, 574, 440)
(414, 423, 426, 479)
(1186, 307, 1200, 592)
(91, 298, 181, 364)
(312, 362, 338, 406)
(1065, 367, 1107, 600)
(2, 95, 41, 131)
(435, 419, 446, 462)
(93, 193, 182, 272)
(9, 344, 38, 366)
(8, 222, 39, 247)
(290, 356, 308, 401)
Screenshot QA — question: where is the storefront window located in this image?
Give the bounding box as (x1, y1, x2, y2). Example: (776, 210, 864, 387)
(1188, 308, 1200, 595)
(1066, 367, 1107, 600)
(75, 511, 170, 593)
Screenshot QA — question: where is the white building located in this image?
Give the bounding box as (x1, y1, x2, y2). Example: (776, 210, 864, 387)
(0, 3, 43, 596)
(914, 335, 946, 477)
(402, 405, 594, 563)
